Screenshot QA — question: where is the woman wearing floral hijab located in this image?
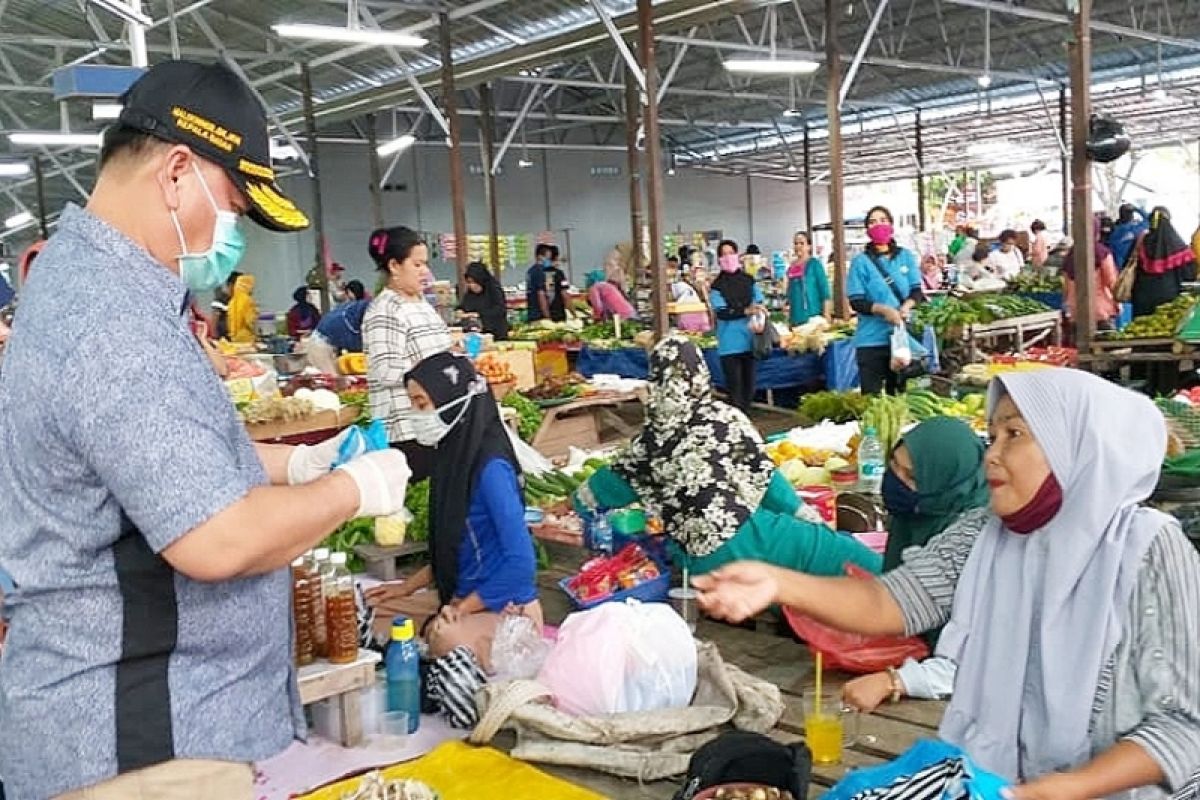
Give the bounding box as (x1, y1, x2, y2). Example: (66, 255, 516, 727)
(574, 335, 880, 577)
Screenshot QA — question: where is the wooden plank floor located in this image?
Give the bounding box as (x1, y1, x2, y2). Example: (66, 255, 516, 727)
(519, 548, 947, 799)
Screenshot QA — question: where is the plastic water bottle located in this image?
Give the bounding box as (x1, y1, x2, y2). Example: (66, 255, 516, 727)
(857, 427, 885, 495)
(591, 511, 614, 556)
(385, 616, 421, 734)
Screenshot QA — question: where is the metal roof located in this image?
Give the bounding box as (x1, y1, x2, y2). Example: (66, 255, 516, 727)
(1, 0, 1199, 245)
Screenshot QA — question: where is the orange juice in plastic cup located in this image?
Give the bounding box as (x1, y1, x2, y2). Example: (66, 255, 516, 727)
(805, 711, 844, 764)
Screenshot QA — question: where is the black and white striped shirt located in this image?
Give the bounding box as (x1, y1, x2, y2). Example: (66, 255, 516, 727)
(364, 289, 452, 443)
(880, 509, 1200, 797)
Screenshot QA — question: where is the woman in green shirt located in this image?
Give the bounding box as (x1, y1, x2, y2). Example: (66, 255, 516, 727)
(786, 231, 832, 325)
(574, 335, 880, 577)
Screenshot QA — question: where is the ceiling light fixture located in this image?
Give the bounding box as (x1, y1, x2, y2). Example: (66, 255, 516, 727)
(8, 132, 103, 148)
(0, 162, 30, 177)
(5, 211, 34, 230)
(270, 139, 300, 161)
(1152, 87, 1169, 101)
(86, 0, 152, 27)
(272, 23, 427, 49)
(518, 157, 534, 168)
(92, 102, 123, 121)
(977, 73, 993, 88)
(377, 133, 417, 157)
(787, 163, 798, 173)
(782, 108, 802, 118)
(724, 58, 820, 75)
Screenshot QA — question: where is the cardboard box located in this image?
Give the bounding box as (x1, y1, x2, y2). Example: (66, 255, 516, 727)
(246, 406, 358, 443)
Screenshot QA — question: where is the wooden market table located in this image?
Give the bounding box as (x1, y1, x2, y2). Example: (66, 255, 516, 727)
(245, 406, 359, 445)
(1079, 336, 1200, 369)
(353, 540, 430, 581)
(962, 310, 1062, 362)
(298, 649, 382, 748)
(530, 390, 646, 461)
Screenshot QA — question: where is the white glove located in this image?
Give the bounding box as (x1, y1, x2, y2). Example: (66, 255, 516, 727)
(287, 428, 355, 485)
(337, 449, 412, 518)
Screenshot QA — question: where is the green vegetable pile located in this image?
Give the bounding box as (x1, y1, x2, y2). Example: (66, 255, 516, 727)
(579, 319, 648, 350)
(321, 517, 373, 572)
(1115, 294, 1197, 340)
(502, 392, 544, 442)
(861, 394, 911, 455)
(798, 390, 872, 424)
(337, 390, 371, 426)
(1006, 274, 1063, 294)
(404, 479, 430, 543)
(912, 294, 1053, 343)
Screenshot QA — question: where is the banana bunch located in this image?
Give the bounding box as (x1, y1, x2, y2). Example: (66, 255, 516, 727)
(337, 352, 368, 375)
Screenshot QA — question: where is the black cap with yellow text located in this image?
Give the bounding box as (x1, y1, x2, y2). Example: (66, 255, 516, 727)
(116, 60, 310, 233)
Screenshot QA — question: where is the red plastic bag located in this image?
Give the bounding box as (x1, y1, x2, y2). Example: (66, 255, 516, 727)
(781, 564, 929, 673)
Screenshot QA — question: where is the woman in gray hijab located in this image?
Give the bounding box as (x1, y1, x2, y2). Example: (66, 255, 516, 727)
(694, 368, 1200, 800)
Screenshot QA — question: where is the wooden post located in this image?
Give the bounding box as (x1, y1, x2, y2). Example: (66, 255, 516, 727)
(33, 156, 48, 239)
(915, 110, 926, 232)
(365, 113, 384, 231)
(439, 12, 469, 286)
(1068, 1, 1094, 358)
(479, 82, 501, 276)
(300, 64, 330, 312)
(825, 0, 847, 319)
(638, 0, 669, 338)
(802, 120, 813, 238)
(1059, 88, 1069, 234)
(624, 67, 644, 295)
(746, 174, 755, 243)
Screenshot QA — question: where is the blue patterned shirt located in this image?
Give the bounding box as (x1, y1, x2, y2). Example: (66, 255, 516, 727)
(0, 205, 303, 799)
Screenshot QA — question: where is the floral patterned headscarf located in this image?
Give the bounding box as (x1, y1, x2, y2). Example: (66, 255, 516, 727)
(611, 336, 775, 557)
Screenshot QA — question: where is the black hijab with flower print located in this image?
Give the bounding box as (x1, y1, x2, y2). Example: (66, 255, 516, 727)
(612, 336, 775, 557)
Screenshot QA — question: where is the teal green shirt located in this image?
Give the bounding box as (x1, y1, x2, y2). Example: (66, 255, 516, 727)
(787, 258, 832, 326)
(580, 467, 881, 577)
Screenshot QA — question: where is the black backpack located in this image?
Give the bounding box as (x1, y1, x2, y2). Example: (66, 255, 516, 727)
(673, 731, 813, 800)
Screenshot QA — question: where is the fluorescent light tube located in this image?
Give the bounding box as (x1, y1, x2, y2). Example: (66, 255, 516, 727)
(87, 0, 152, 27)
(5, 211, 34, 230)
(377, 134, 417, 157)
(8, 132, 103, 147)
(724, 58, 820, 75)
(0, 163, 30, 177)
(92, 102, 123, 120)
(272, 24, 427, 48)
(518, 157, 534, 168)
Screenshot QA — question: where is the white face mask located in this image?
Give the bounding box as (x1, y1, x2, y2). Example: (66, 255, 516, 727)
(410, 390, 476, 447)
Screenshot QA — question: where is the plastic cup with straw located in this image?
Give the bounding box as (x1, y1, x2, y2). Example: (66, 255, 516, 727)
(805, 650, 845, 765)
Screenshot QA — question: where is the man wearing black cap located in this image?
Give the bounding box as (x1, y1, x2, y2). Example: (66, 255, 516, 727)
(0, 61, 412, 799)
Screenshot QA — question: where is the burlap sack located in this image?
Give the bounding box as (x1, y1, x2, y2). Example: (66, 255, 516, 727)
(470, 640, 784, 781)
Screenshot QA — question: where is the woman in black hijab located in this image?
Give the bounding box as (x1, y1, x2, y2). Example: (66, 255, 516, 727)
(1131, 206, 1197, 319)
(459, 261, 509, 340)
(363, 352, 540, 636)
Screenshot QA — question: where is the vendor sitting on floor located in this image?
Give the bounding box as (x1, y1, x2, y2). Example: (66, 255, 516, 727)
(573, 335, 881, 578)
(842, 416, 990, 713)
(364, 352, 542, 647)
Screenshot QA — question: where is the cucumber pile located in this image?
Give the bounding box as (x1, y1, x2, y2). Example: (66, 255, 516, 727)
(524, 458, 609, 507)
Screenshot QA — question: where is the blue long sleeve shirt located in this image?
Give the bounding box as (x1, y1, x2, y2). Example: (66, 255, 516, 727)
(315, 299, 369, 352)
(710, 283, 765, 356)
(456, 457, 539, 610)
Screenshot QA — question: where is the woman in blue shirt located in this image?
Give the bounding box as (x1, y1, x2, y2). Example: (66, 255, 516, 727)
(710, 239, 766, 413)
(787, 231, 832, 325)
(847, 205, 924, 395)
(305, 298, 370, 375)
(363, 352, 540, 637)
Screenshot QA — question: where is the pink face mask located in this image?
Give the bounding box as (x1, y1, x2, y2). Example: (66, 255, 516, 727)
(718, 254, 740, 273)
(867, 223, 894, 246)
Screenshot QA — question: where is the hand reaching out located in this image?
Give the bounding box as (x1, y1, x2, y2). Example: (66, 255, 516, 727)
(692, 561, 779, 623)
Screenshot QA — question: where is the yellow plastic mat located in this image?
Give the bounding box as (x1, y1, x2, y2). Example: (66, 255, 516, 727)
(296, 741, 607, 800)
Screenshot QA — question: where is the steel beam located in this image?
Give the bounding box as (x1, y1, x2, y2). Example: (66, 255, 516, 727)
(365, 113, 384, 230)
(33, 156, 47, 238)
(638, 0, 668, 339)
(826, 0, 847, 319)
(943, 0, 1200, 54)
(300, 64, 331, 313)
(492, 84, 548, 173)
(590, 0, 647, 95)
(440, 12, 470, 285)
(841, 0, 891, 109)
(479, 82, 501, 274)
(915, 109, 925, 231)
(1069, 1, 1095, 354)
(625, 67, 644, 297)
(803, 120, 813, 237)
(657, 26, 696, 104)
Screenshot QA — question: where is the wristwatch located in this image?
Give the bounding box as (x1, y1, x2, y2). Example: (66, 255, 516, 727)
(885, 666, 904, 704)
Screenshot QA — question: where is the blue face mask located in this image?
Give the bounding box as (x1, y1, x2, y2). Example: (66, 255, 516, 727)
(881, 468, 920, 516)
(172, 163, 246, 292)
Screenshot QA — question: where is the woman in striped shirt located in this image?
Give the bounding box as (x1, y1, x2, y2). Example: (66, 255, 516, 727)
(363, 226, 452, 482)
(696, 369, 1199, 800)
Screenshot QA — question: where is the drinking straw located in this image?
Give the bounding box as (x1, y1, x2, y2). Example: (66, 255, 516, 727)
(682, 564, 690, 623)
(815, 650, 823, 717)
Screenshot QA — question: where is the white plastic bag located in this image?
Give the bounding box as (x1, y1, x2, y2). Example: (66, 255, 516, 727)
(889, 324, 913, 371)
(538, 600, 698, 717)
(491, 615, 552, 681)
(503, 421, 554, 476)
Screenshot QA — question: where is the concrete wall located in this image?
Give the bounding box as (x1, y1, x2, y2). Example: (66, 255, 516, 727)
(242, 142, 829, 313)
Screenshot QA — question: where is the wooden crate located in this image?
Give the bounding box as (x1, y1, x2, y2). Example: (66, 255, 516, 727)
(245, 406, 359, 444)
(488, 349, 537, 390)
(963, 310, 1062, 361)
(530, 391, 644, 461)
(298, 649, 381, 747)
